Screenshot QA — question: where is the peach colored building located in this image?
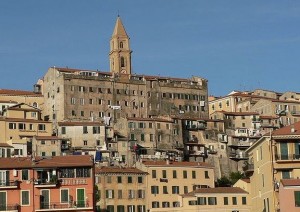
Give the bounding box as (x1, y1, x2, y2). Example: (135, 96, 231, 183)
(0, 155, 94, 211)
(136, 160, 215, 210)
(95, 166, 148, 212)
(279, 179, 300, 212)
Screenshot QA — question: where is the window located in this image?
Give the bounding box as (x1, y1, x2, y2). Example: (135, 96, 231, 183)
(38, 124, 46, 131)
(118, 190, 122, 199)
(184, 186, 188, 194)
(138, 176, 143, 183)
(127, 205, 135, 212)
(141, 134, 145, 141)
(232, 197, 237, 205)
(83, 140, 87, 145)
(242, 197, 247, 205)
(192, 171, 196, 179)
(60, 168, 74, 178)
(93, 126, 100, 134)
(21, 190, 30, 205)
(71, 98, 75, 104)
(183, 170, 187, 178)
(117, 176, 122, 183)
(76, 168, 90, 178)
(152, 202, 159, 208)
(172, 186, 179, 194)
(224, 197, 228, 205)
(137, 205, 146, 212)
(197, 197, 206, 205)
(157, 123, 161, 129)
(162, 170, 167, 178)
(117, 205, 125, 212)
(41, 140, 45, 145)
(162, 202, 170, 208)
(83, 126, 88, 134)
(137, 189, 145, 198)
(128, 190, 135, 199)
(173, 170, 177, 178)
(163, 186, 168, 194)
(121, 57, 125, 67)
(52, 151, 56, 156)
(151, 186, 159, 194)
(208, 197, 217, 205)
(22, 170, 29, 180)
(19, 123, 25, 130)
(205, 171, 209, 179)
(152, 170, 156, 178)
(150, 134, 154, 142)
(80, 98, 85, 105)
(149, 123, 153, 128)
(128, 176, 133, 183)
(107, 206, 114, 212)
(61, 127, 66, 134)
(79, 86, 85, 92)
(29, 124, 33, 130)
(89, 99, 93, 104)
(106, 176, 112, 183)
(106, 190, 114, 199)
(282, 170, 291, 179)
(295, 191, 300, 207)
(61, 189, 69, 203)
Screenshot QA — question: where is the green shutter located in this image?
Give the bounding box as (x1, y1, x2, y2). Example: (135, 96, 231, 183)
(280, 143, 288, 160)
(295, 191, 300, 206)
(77, 189, 85, 207)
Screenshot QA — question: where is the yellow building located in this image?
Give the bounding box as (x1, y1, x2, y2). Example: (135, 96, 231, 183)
(95, 166, 148, 212)
(245, 121, 300, 211)
(136, 160, 215, 210)
(150, 187, 250, 212)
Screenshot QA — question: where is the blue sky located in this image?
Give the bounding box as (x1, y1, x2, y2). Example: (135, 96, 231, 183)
(0, 1, 300, 96)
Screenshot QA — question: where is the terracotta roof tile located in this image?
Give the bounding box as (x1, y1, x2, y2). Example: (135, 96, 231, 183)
(272, 121, 300, 136)
(0, 155, 93, 169)
(281, 179, 300, 186)
(95, 166, 146, 175)
(221, 111, 259, 116)
(0, 89, 42, 97)
(35, 136, 64, 140)
(142, 161, 213, 168)
(127, 117, 173, 123)
(58, 121, 104, 126)
(0, 143, 13, 148)
(182, 187, 248, 197)
(0, 117, 50, 123)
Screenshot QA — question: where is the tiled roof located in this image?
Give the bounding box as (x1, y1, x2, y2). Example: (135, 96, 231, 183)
(0, 155, 93, 169)
(0, 89, 42, 97)
(272, 99, 300, 104)
(220, 111, 259, 116)
(260, 115, 278, 119)
(272, 121, 300, 136)
(0, 117, 50, 123)
(0, 143, 13, 148)
(95, 166, 146, 175)
(183, 187, 248, 197)
(127, 117, 173, 123)
(281, 179, 300, 186)
(142, 160, 213, 168)
(35, 136, 64, 140)
(58, 121, 104, 126)
(0, 100, 18, 104)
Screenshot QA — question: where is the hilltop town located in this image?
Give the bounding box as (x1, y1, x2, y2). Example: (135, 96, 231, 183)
(0, 17, 299, 212)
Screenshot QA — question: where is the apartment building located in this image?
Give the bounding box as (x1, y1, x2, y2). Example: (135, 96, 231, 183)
(245, 121, 300, 211)
(0, 103, 53, 156)
(95, 166, 148, 212)
(0, 155, 94, 211)
(0, 143, 13, 158)
(150, 187, 250, 212)
(0, 89, 44, 111)
(32, 136, 65, 157)
(135, 160, 214, 210)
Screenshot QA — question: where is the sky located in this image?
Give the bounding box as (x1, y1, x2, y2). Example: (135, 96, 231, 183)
(0, 1, 300, 96)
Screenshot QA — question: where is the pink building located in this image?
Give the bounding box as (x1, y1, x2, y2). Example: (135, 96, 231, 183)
(0, 155, 94, 211)
(279, 179, 300, 212)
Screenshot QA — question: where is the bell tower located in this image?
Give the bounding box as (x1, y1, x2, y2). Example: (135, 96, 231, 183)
(109, 16, 132, 74)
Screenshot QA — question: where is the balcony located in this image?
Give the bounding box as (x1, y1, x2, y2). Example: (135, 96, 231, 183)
(36, 202, 92, 211)
(275, 154, 300, 161)
(252, 118, 261, 123)
(34, 178, 58, 188)
(185, 124, 206, 131)
(188, 150, 206, 156)
(229, 152, 248, 160)
(0, 180, 19, 189)
(61, 144, 70, 150)
(275, 109, 287, 115)
(291, 111, 300, 116)
(243, 163, 254, 173)
(207, 149, 217, 154)
(0, 204, 19, 211)
(228, 141, 251, 148)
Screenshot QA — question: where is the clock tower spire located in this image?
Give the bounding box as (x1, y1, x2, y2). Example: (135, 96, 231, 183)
(109, 16, 132, 74)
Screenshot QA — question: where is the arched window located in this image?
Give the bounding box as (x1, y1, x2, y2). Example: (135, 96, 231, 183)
(120, 42, 123, 49)
(33, 102, 38, 108)
(121, 57, 125, 67)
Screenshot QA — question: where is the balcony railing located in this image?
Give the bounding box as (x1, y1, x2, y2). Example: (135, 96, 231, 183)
(243, 163, 254, 172)
(185, 125, 206, 130)
(61, 144, 70, 150)
(38, 201, 89, 210)
(275, 154, 300, 161)
(0, 204, 20, 211)
(0, 180, 19, 188)
(229, 152, 248, 160)
(188, 150, 206, 156)
(34, 178, 58, 188)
